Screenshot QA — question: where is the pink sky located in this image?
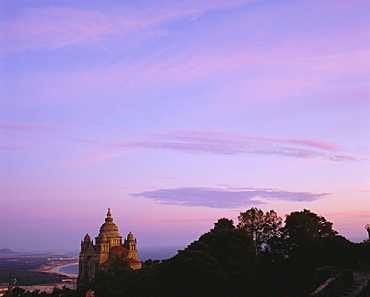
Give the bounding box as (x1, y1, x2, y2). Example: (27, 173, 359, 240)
(1, 0, 369, 253)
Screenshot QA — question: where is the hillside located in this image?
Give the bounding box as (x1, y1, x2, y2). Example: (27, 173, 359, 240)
(0, 249, 16, 254)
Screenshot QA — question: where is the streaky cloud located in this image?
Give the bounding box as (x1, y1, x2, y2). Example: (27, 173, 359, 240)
(131, 187, 330, 209)
(1, 1, 254, 53)
(1, 125, 362, 163)
(0, 145, 17, 151)
(0, 122, 63, 131)
(120, 130, 361, 162)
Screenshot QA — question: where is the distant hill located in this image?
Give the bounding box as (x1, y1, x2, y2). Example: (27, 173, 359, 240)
(0, 248, 17, 254)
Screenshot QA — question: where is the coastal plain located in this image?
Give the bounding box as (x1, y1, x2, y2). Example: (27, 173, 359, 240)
(0, 252, 78, 294)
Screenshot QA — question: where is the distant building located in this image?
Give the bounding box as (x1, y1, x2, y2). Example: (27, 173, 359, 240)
(78, 208, 142, 281)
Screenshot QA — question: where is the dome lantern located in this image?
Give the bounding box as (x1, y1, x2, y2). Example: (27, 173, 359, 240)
(105, 208, 113, 222)
(98, 208, 121, 238)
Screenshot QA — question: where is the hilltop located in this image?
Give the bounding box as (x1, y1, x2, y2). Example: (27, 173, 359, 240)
(0, 248, 16, 254)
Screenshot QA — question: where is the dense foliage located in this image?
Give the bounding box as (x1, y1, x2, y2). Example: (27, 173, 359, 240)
(5, 209, 370, 297)
(4, 286, 75, 297)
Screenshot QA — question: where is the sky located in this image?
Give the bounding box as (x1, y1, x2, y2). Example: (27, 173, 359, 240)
(0, 0, 369, 253)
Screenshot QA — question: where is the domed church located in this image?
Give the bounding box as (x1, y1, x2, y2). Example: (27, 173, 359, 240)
(78, 208, 142, 281)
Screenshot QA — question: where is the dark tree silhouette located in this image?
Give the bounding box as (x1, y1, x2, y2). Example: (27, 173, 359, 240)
(158, 250, 229, 297)
(211, 217, 235, 231)
(283, 209, 337, 249)
(238, 207, 282, 253)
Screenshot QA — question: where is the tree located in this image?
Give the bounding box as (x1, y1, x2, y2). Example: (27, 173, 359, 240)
(211, 217, 235, 232)
(237, 208, 282, 252)
(4, 288, 25, 297)
(158, 250, 229, 297)
(312, 235, 355, 267)
(355, 239, 370, 267)
(280, 209, 339, 296)
(93, 254, 133, 297)
(283, 209, 337, 249)
(130, 259, 161, 297)
(194, 226, 259, 296)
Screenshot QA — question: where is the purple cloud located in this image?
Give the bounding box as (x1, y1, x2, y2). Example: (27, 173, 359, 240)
(113, 130, 361, 162)
(1, 124, 361, 163)
(130, 187, 330, 209)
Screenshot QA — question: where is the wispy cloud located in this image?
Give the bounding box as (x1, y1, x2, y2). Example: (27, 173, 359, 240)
(109, 130, 361, 162)
(1, 1, 254, 53)
(0, 123, 63, 131)
(131, 187, 330, 209)
(59, 151, 134, 168)
(4, 9, 124, 51)
(4, 0, 368, 111)
(0, 124, 361, 163)
(1, 6, 192, 52)
(0, 145, 17, 151)
(24, 44, 369, 108)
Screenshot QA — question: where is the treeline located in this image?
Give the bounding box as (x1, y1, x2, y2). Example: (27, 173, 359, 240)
(6, 208, 370, 297)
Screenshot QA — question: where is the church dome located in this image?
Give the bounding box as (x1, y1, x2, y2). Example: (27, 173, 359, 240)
(98, 232, 107, 241)
(99, 208, 120, 237)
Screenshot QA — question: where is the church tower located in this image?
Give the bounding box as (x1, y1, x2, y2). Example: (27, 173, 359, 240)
(78, 233, 100, 280)
(124, 231, 139, 261)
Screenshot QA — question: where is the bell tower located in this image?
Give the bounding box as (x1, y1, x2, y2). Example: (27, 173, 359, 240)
(124, 231, 139, 260)
(78, 233, 99, 281)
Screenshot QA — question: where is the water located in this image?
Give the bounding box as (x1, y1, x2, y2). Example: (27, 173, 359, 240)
(58, 263, 78, 276)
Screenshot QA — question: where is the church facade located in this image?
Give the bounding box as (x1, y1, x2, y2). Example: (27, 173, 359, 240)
(78, 208, 142, 281)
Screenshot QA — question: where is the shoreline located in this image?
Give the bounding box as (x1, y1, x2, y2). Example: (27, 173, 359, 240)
(54, 262, 78, 278)
(34, 262, 78, 279)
